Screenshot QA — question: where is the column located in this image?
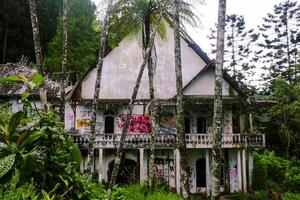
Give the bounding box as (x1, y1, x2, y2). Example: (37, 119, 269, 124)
(80, 158, 84, 171)
(242, 149, 247, 192)
(98, 149, 104, 182)
(174, 149, 181, 194)
(205, 150, 210, 193)
(140, 148, 145, 183)
(248, 150, 253, 190)
(237, 149, 242, 191)
(84, 155, 89, 171)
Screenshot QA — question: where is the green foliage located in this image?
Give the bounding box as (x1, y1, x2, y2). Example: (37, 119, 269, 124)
(109, 184, 183, 200)
(0, 0, 62, 63)
(253, 77, 300, 159)
(110, 0, 201, 48)
(46, 0, 99, 73)
(253, 150, 300, 192)
(0, 154, 15, 178)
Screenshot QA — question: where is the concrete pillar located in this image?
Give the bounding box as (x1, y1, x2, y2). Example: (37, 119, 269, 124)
(205, 150, 210, 193)
(237, 150, 242, 191)
(80, 158, 84, 171)
(249, 113, 253, 133)
(248, 150, 253, 190)
(84, 155, 89, 171)
(242, 149, 247, 192)
(140, 148, 145, 183)
(174, 149, 181, 194)
(98, 149, 104, 182)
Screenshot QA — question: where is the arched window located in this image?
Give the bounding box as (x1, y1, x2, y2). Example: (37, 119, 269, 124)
(197, 117, 206, 133)
(184, 117, 191, 133)
(104, 116, 114, 133)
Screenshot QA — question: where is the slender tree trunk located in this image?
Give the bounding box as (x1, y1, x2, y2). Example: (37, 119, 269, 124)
(108, 2, 168, 192)
(87, 0, 113, 178)
(28, 0, 47, 108)
(173, 0, 190, 199)
(60, 0, 68, 125)
(2, 20, 8, 63)
(144, 16, 157, 189)
(211, 0, 226, 199)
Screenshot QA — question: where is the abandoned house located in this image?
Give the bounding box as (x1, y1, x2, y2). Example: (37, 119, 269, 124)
(0, 25, 265, 194)
(67, 25, 265, 194)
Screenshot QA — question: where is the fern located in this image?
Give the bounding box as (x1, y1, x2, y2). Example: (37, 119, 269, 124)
(0, 154, 16, 178)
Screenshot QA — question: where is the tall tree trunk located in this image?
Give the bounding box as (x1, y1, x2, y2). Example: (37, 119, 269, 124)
(144, 15, 157, 189)
(60, 0, 68, 125)
(173, 0, 190, 199)
(211, 0, 226, 199)
(87, 0, 113, 178)
(2, 20, 8, 63)
(108, 1, 168, 192)
(28, 0, 47, 108)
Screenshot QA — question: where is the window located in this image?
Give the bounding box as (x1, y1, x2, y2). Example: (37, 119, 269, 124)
(184, 117, 191, 133)
(197, 117, 206, 133)
(104, 116, 114, 133)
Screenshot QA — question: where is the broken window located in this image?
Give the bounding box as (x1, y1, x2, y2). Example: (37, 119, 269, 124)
(197, 117, 206, 133)
(184, 117, 191, 133)
(104, 116, 114, 133)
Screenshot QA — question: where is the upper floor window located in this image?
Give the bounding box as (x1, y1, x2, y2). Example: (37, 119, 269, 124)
(104, 116, 114, 133)
(197, 117, 206, 133)
(184, 117, 191, 133)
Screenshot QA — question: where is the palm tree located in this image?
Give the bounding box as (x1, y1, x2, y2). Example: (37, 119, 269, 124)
(173, 0, 190, 199)
(108, 1, 170, 191)
(28, 0, 47, 108)
(60, 0, 68, 125)
(108, 0, 201, 188)
(87, 0, 114, 178)
(211, 0, 227, 199)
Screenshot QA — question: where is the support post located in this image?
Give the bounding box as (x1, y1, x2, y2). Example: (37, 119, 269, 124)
(242, 149, 247, 192)
(98, 149, 104, 182)
(205, 150, 210, 193)
(85, 155, 89, 171)
(237, 149, 242, 191)
(248, 150, 253, 190)
(140, 148, 145, 183)
(174, 149, 181, 194)
(249, 113, 253, 133)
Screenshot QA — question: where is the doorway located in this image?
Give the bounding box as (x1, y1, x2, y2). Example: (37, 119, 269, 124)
(196, 158, 206, 188)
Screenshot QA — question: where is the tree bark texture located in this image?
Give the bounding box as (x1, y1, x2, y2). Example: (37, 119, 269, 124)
(28, 0, 47, 107)
(108, 1, 168, 191)
(144, 15, 158, 189)
(60, 0, 68, 125)
(174, 0, 190, 199)
(211, 0, 226, 199)
(87, 0, 113, 178)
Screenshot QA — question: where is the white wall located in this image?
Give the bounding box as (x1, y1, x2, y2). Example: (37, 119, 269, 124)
(81, 24, 208, 100)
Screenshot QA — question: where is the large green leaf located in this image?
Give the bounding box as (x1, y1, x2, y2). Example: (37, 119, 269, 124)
(70, 146, 82, 168)
(22, 130, 44, 147)
(31, 73, 44, 88)
(0, 154, 16, 178)
(0, 76, 22, 84)
(8, 111, 25, 136)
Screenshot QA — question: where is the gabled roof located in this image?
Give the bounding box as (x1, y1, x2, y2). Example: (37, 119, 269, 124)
(182, 60, 247, 97)
(71, 26, 248, 101)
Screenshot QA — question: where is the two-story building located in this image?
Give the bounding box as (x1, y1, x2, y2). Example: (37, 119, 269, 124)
(67, 25, 265, 194)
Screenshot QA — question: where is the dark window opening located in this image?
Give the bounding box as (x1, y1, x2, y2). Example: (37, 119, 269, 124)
(196, 158, 206, 187)
(220, 159, 225, 186)
(197, 117, 206, 133)
(104, 116, 114, 133)
(184, 117, 191, 133)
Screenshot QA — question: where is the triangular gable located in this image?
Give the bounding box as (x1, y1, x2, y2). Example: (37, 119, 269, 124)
(80, 24, 209, 100)
(183, 63, 244, 97)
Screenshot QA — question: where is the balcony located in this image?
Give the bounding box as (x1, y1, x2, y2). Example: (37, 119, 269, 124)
(69, 132, 265, 149)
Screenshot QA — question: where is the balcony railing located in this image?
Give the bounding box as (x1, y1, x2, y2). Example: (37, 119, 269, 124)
(69, 132, 265, 149)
